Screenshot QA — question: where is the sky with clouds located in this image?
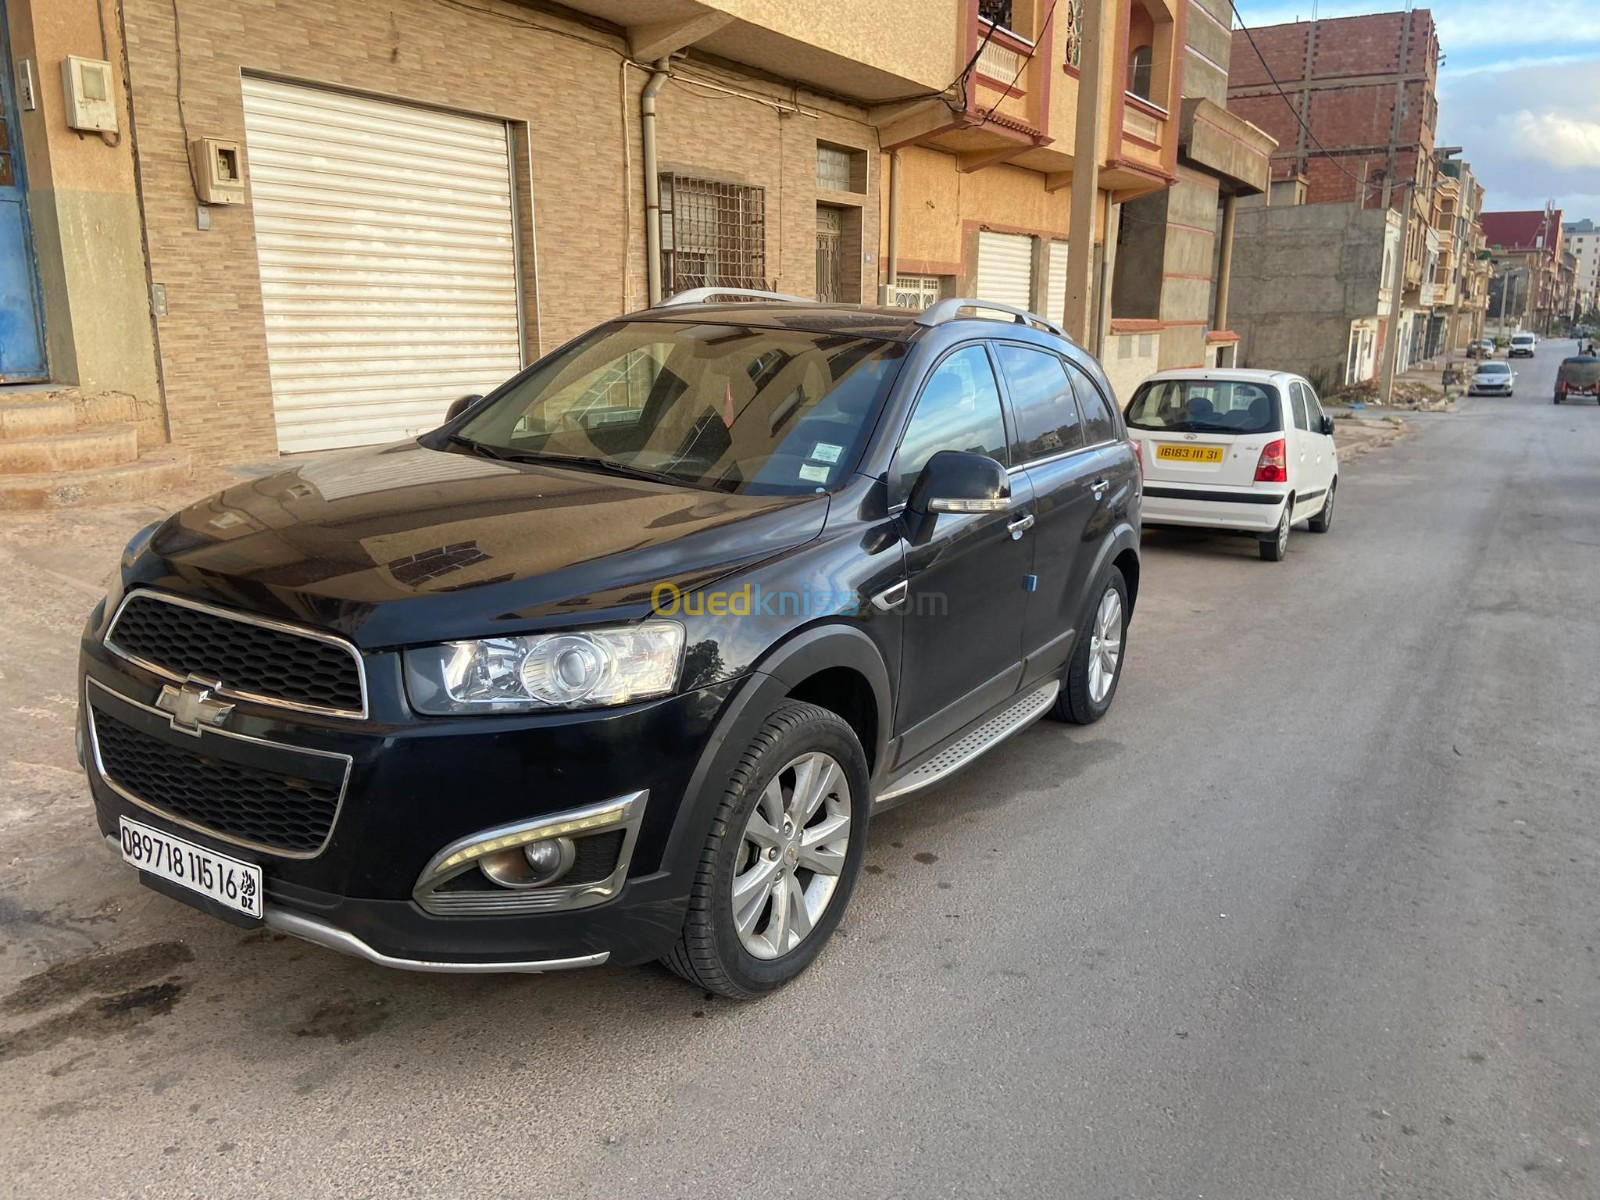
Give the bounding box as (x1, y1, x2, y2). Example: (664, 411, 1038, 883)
(1233, 1, 1600, 220)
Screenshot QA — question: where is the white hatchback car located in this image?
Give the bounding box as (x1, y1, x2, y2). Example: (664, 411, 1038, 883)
(1125, 369, 1339, 562)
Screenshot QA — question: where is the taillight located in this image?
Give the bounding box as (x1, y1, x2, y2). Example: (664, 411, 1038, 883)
(1254, 438, 1288, 483)
(1128, 437, 1144, 485)
(1556, 379, 1568, 393)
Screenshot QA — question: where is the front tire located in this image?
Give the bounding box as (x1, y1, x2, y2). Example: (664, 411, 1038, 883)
(1049, 568, 1128, 725)
(662, 701, 869, 999)
(1260, 500, 1292, 561)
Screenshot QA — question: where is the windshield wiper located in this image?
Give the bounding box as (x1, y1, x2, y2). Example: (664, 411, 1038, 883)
(447, 433, 517, 461)
(530, 453, 690, 486)
(447, 438, 690, 486)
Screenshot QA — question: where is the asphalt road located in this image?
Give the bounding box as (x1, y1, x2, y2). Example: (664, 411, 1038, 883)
(3, 340, 1598, 1198)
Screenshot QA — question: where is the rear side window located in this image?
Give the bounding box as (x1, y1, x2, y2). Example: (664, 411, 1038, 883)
(994, 343, 1084, 463)
(1289, 382, 1312, 431)
(1126, 379, 1282, 435)
(1071, 371, 1118, 445)
(891, 345, 1009, 503)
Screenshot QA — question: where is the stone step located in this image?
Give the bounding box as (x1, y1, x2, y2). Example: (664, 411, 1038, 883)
(0, 423, 140, 474)
(0, 395, 79, 439)
(0, 447, 191, 510)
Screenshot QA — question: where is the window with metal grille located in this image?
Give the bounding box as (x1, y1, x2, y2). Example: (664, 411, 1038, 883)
(660, 174, 768, 296)
(893, 274, 947, 310)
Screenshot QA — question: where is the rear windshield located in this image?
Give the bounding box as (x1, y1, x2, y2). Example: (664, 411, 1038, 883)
(1126, 379, 1282, 435)
(1558, 359, 1600, 385)
(1477, 362, 1511, 375)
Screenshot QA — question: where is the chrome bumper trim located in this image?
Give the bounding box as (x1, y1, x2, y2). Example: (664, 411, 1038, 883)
(264, 908, 610, 974)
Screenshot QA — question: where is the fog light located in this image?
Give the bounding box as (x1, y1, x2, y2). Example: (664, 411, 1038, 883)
(478, 836, 575, 889)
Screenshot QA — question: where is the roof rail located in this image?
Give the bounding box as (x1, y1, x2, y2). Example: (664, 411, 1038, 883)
(656, 287, 812, 307)
(916, 298, 1072, 341)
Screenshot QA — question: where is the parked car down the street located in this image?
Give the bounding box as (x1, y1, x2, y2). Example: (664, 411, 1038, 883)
(75, 292, 1141, 999)
(1124, 369, 1338, 563)
(1466, 339, 1495, 358)
(1469, 360, 1516, 396)
(1554, 354, 1600, 404)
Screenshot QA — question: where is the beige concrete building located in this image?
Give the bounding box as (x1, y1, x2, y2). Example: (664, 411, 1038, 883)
(2, 0, 1189, 500)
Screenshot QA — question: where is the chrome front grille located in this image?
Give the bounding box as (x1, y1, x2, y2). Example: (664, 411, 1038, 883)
(106, 591, 366, 719)
(86, 679, 351, 858)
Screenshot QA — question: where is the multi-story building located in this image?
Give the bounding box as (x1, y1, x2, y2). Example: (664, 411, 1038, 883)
(1483, 209, 1566, 337)
(1225, 10, 1446, 377)
(1562, 219, 1600, 317)
(0, 0, 1187, 500)
(1432, 153, 1489, 356)
(1110, 0, 1276, 372)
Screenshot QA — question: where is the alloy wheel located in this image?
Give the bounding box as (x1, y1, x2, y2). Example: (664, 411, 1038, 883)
(731, 752, 852, 960)
(1087, 587, 1123, 704)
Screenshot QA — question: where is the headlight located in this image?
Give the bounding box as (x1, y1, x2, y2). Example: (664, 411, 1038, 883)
(103, 521, 161, 624)
(404, 621, 684, 714)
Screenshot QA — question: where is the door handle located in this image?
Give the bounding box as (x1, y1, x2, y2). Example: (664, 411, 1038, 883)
(1090, 478, 1109, 499)
(1007, 513, 1035, 539)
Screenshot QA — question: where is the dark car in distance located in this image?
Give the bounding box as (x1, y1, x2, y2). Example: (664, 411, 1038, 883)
(78, 292, 1141, 997)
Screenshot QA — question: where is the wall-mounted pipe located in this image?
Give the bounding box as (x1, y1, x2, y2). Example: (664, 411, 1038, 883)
(642, 58, 671, 306)
(880, 150, 901, 305)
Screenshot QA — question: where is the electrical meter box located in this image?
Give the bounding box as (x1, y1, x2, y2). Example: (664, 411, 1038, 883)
(189, 138, 247, 205)
(61, 56, 118, 133)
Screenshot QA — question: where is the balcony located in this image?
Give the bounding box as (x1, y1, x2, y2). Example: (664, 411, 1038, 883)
(878, 2, 1056, 171)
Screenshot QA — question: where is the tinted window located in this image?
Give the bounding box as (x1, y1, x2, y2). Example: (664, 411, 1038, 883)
(1290, 382, 1312, 431)
(1072, 371, 1118, 444)
(995, 343, 1084, 463)
(892, 345, 1008, 503)
(459, 321, 907, 496)
(1126, 379, 1282, 435)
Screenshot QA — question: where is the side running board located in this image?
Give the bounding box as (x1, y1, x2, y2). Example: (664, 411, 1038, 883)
(875, 681, 1059, 806)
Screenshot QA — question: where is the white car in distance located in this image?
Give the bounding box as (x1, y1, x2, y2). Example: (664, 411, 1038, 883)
(1125, 369, 1339, 562)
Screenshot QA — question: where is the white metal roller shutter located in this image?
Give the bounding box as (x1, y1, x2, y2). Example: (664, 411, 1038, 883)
(1045, 241, 1069, 325)
(241, 78, 523, 454)
(975, 231, 1033, 312)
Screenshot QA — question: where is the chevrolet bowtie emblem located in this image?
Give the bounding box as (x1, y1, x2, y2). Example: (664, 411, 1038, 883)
(155, 677, 234, 736)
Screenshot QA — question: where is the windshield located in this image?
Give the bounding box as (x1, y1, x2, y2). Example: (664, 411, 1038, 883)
(1512, 335, 1535, 345)
(1126, 379, 1282, 435)
(455, 321, 908, 495)
(1478, 363, 1511, 375)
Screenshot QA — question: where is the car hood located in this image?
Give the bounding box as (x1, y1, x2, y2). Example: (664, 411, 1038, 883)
(132, 442, 829, 648)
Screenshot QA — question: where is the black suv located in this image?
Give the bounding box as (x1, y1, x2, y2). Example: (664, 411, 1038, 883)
(78, 293, 1140, 997)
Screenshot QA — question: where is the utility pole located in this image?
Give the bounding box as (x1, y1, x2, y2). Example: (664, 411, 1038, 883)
(1063, 0, 1105, 346)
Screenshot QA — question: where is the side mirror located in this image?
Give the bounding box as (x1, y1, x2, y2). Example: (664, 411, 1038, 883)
(446, 394, 486, 422)
(907, 450, 1010, 516)
(1320, 415, 1336, 436)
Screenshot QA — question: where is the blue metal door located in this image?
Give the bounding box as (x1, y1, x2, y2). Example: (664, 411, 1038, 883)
(0, 7, 47, 382)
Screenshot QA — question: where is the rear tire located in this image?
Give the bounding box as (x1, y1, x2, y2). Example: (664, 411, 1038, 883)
(1259, 501, 1291, 561)
(1049, 568, 1129, 725)
(1308, 480, 1336, 533)
(661, 701, 869, 999)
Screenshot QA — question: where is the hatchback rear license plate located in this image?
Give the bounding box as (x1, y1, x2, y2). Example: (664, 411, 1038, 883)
(1156, 444, 1224, 463)
(119, 816, 262, 920)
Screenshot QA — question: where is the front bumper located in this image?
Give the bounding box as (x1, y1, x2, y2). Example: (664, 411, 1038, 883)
(80, 628, 740, 970)
(1140, 484, 1287, 533)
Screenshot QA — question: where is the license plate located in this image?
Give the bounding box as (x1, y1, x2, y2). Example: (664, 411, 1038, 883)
(119, 816, 262, 920)
(1155, 444, 1224, 463)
